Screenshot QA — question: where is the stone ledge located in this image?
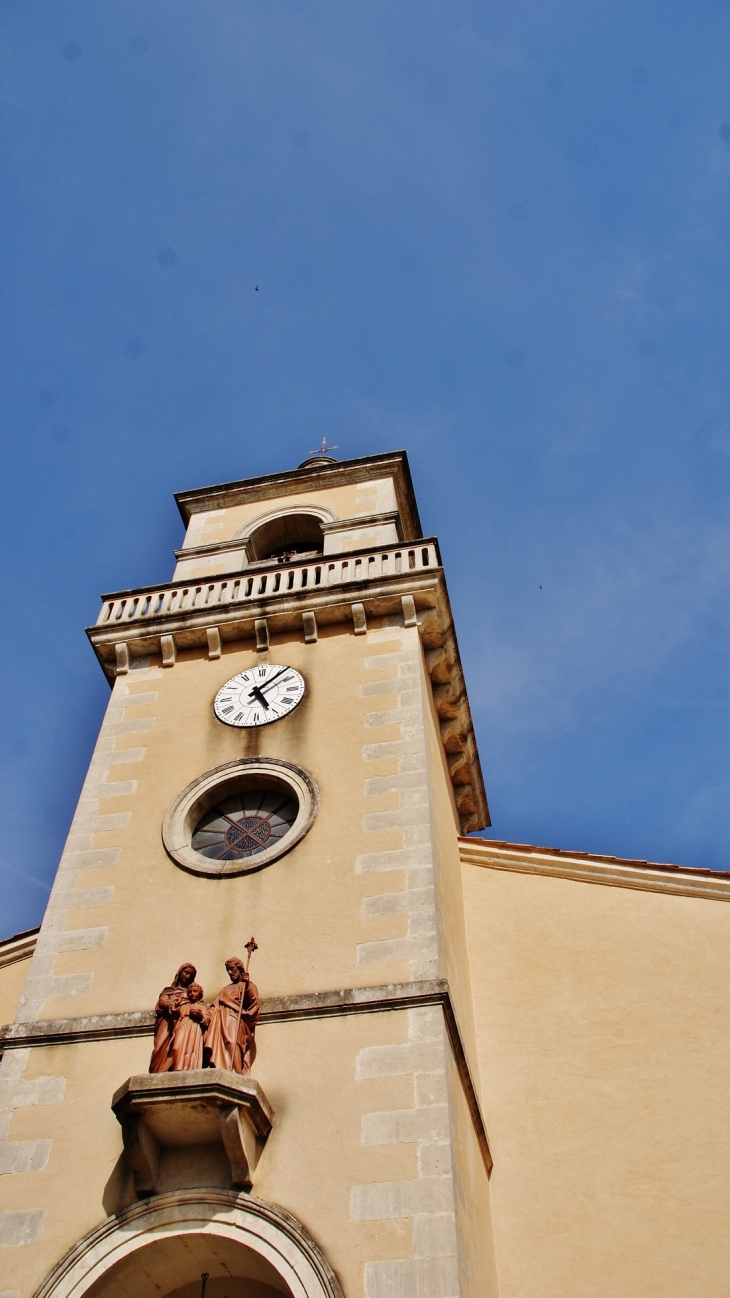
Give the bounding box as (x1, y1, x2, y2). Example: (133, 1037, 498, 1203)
(1, 981, 450, 1047)
(0, 1009, 155, 1047)
(112, 1069, 273, 1194)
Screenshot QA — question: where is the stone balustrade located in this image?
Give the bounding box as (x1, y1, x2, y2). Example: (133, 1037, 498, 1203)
(96, 541, 439, 629)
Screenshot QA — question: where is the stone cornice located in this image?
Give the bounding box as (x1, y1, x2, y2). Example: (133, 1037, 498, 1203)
(460, 837, 730, 902)
(174, 451, 422, 540)
(0, 926, 39, 969)
(173, 537, 248, 562)
(0, 980, 492, 1177)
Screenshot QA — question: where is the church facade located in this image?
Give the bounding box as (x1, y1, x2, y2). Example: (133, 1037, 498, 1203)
(1, 449, 729, 1298)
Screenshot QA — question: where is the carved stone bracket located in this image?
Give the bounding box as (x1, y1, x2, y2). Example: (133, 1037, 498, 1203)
(112, 1069, 274, 1195)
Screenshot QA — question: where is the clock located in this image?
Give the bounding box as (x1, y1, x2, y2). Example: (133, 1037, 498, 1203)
(213, 664, 306, 728)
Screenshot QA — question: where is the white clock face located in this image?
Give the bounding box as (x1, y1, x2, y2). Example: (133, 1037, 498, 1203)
(213, 664, 305, 728)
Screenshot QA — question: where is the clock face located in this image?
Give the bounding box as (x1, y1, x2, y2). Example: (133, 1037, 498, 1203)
(213, 664, 306, 728)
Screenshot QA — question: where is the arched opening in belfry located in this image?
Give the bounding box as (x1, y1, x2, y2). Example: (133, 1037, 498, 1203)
(84, 1233, 295, 1298)
(248, 512, 325, 561)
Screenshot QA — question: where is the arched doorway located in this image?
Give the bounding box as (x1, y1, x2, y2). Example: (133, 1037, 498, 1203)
(34, 1191, 343, 1298)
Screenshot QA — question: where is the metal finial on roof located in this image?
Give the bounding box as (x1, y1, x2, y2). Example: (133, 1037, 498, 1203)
(308, 437, 339, 458)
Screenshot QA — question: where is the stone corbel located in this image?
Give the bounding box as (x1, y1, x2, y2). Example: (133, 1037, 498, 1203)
(115, 643, 130, 676)
(116, 1111, 160, 1196)
(425, 646, 450, 683)
(401, 594, 418, 628)
(432, 683, 460, 719)
(161, 634, 176, 668)
(112, 1069, 274, 1196)
(206, 626, 222, 659)
(351, 603, 367, 635)
(255, 618, 269, 652)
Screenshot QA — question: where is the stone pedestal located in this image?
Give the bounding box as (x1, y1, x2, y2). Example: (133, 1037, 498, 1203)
(112, 1069, 274, 1195)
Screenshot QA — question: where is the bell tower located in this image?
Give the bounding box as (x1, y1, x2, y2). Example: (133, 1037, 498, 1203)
(0, 450, 498, 1298)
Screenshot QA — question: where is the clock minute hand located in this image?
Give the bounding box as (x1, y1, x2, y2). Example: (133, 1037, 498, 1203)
(252, 667, 293, 696)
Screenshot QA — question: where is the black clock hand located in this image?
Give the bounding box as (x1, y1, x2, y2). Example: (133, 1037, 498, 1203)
(251, 667, 293, 696)
(247, 686, 269, 709)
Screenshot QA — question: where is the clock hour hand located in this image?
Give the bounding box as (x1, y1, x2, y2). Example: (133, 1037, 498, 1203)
(247, 686, 270, 709)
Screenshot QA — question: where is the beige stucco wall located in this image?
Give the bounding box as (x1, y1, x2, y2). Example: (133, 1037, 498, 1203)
(0, 957, 31, 1027)
(462, 858, 730, 1298)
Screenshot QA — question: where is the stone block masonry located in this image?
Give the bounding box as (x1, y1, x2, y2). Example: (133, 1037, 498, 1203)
(356, 626, 439, 984)
(0, 1049, 65, 1178)
(352, 1008, 460, 1298)
(16, 666, 160, 1024)
(0, 665, 159, 1250)
(354, 626, 460, 1296)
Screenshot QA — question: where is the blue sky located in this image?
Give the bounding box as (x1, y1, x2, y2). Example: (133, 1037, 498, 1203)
(2, 0, 730, 938)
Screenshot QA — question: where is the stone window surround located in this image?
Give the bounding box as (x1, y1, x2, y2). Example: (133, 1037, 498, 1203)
(161, 757, 320, 878)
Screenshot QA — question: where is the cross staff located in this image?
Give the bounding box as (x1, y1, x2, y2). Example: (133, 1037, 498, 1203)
(228, 937, 258, 1070)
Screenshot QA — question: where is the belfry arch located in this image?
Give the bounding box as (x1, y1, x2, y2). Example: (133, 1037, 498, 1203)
(33, 1192, 343, 1298)
(235, 504, 338, 560)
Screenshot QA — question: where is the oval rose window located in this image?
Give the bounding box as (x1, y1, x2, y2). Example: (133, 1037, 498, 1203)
(191, 789, 298, 863)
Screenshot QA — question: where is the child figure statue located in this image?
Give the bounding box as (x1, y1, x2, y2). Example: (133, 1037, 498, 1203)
(171, 983, 210, 1072)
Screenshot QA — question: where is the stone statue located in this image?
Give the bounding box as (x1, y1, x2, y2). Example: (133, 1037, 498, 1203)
(204, 956, 261, 1075)
(171, 982, 210, 1071)
(149, 962, 198, 1073)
